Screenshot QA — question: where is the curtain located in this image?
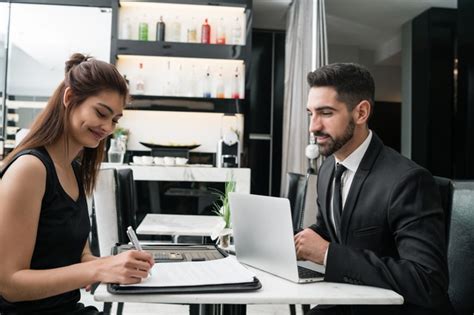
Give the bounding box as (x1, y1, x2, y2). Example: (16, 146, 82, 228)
(280, 0, 328, 195)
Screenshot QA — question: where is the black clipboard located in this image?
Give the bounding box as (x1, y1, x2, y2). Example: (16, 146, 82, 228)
(107, 244, 262, 294)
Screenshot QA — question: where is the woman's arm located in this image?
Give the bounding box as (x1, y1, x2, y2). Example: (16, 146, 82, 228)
(0, 155, 153, 302)
(81, 241, 98, 263)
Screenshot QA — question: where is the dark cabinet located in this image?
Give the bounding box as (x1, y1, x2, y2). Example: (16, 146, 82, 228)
(411, 4, 474, 179)
(247, 30, 284, 196)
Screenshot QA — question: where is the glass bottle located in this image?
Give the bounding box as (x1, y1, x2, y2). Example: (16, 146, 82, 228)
(232, 67, 240, 99)
(121, 18, 132, 40)
(216, 67, 225, 99)
(174, 63, 183, 96)
(164, 60, 173, 96)
(201, 18, 211, 44)
(108, 138, 125, 164)
(216, 17, 226, 45)
(231, 17, 242, 45)
(138, 15, 149, 41)
(156, 16, 165, 41)
(135, 63, 145, 95)
(188, 64, 197, 97)
(187, 17, 197, 43)
(168, 16, 181, 42)
(203, 66, 212, 98)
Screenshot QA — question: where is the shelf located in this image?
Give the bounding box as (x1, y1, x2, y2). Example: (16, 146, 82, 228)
(119, 0, 249, 9)
(111, 0, 251, 114)
(116, 40, 245, 60)
(127, 95, 243, 113)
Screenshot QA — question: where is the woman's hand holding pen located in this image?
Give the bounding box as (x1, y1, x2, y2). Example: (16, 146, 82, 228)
(95, 250, 154, 284)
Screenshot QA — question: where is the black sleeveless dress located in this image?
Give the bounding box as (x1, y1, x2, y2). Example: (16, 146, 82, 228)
(0, 147, 91, 314)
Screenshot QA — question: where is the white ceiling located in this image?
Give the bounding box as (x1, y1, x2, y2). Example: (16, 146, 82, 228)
(253, 0, 457, 63)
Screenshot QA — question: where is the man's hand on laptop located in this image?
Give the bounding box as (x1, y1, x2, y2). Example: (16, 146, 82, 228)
(294, 229, 329, 265)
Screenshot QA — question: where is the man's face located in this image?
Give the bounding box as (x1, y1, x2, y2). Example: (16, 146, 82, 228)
(306, 86, 355, 157)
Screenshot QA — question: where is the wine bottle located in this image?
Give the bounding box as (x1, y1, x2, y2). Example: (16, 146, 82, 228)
(216, 67, 225, 99)
(232, 67, 240, 99)
(156, 16, 165, 41)
(201, 18, 211, 44)
(216, 17, 226, 45)
(203, 66, 212, 98)
(135, 63, 145, 95)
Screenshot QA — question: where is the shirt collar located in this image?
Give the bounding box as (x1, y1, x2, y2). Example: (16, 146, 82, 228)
(335, 130, 372, 173)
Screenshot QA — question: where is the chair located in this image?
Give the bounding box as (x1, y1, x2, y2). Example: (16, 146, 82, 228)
(284, 172, 310, 232)
(115, 168, 138, 243)
(92, 168, 124, 315)
(283, 172, 311, 315)
(93, 168, 121, 257)
(447, 180, 474, 315)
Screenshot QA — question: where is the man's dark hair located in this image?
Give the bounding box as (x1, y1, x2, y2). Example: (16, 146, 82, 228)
(307, 63, 375, 111)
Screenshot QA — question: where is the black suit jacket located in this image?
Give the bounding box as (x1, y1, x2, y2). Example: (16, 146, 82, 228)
(309, 133, 453, 315)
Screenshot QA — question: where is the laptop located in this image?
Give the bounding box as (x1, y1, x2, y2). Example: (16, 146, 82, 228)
(229, 192, 325, 283)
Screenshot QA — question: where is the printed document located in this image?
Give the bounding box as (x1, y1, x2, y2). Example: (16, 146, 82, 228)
(124, 256, 255, 287)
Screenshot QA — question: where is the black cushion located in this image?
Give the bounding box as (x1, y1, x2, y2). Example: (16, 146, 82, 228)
(116, 168, 138, 244)
(285, 172, 309, 232)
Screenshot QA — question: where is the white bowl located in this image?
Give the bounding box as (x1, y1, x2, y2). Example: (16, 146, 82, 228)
(163, 156, 175, 166)
(141, 156, 153, 165)
(175, 157, 188, 165)
(153, 157, 164, 165)
(132, 156, 142, 164)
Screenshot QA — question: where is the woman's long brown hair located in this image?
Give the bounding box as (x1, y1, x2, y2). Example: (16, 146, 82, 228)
(2, 53, 129, 195)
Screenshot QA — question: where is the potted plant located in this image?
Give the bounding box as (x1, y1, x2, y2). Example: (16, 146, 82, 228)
(210, 180, 236, 248)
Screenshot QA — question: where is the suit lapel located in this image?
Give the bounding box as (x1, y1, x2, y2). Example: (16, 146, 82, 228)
(319, 157, 339, 242)
(340, 134, 384, 243)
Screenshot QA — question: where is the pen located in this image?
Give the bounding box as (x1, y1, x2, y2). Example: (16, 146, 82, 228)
(126, 226, 152, 276)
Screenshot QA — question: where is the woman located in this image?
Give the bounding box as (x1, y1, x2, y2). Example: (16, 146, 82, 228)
(0, 53, 154, 314)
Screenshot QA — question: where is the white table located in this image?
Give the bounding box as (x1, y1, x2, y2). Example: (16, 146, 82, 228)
(137, 214, 224, 237)
(94, 263, 403, 306)
(101, 163, 251, 193)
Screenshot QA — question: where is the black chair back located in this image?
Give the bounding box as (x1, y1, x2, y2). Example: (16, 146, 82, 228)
(448, 181, 474, 315)
(285, 172, 309, 232)
(116, 168, 138, 244)
(434, 176, 454, 241)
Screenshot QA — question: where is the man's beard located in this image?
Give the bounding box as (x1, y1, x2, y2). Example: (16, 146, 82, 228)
(315, 118, 355, 157)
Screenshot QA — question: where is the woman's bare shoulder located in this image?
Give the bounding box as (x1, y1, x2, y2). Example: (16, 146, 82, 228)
(1, 154, 47, 190)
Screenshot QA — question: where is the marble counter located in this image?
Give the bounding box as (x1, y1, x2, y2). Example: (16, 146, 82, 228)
(101, 163, 251, 193)
(94, 262, 403, 305)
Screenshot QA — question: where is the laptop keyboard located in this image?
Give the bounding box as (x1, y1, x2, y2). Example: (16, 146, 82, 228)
(153, 252, 184, 261)
(185, 251, 223, 261)
(298, 266, 324, 279)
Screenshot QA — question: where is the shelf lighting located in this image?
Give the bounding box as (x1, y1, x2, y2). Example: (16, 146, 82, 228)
(120, 2, 245, 16)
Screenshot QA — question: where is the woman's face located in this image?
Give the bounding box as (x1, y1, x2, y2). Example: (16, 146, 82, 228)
(68, 89, 124, 149)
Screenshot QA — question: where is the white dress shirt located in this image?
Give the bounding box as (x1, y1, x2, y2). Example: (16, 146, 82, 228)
(323, 130, 373, 265)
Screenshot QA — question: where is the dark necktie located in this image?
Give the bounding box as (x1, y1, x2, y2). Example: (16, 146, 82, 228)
(333, 163, 347, 235)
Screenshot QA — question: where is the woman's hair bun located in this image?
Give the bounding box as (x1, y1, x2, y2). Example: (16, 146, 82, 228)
(65, 53, 92, 74)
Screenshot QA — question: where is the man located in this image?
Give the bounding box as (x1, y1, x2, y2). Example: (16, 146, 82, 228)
(294, 63, 452, 315)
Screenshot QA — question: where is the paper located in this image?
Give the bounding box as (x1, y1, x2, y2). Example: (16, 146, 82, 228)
(124, 256, 256, 287)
